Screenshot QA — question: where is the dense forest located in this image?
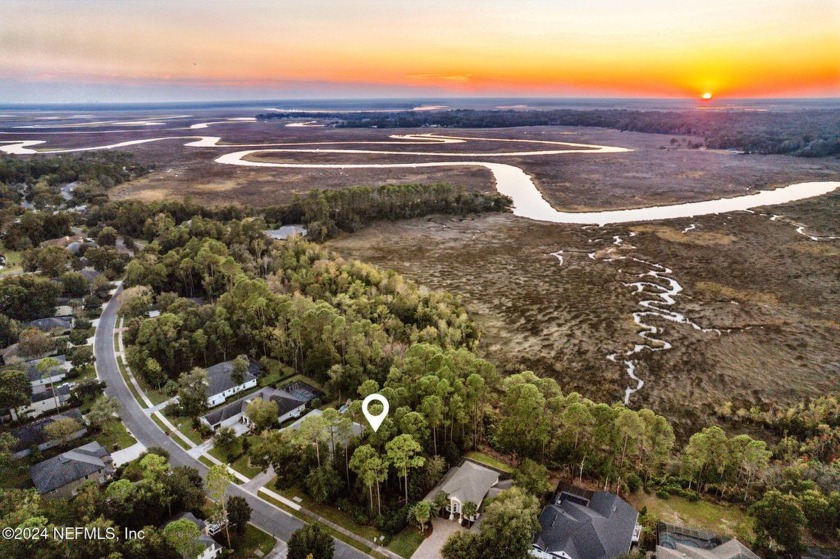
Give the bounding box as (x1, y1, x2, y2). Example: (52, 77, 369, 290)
(256, 108, 840, 157)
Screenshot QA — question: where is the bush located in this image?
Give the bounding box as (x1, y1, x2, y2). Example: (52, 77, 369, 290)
(625, 473, 642, 494)
(376, 504, 411, 534)
(656, 489, 670, 500)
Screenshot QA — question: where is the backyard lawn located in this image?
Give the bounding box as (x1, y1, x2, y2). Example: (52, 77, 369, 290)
(95, 421, 137, 452)
(629, 492, 754, 541)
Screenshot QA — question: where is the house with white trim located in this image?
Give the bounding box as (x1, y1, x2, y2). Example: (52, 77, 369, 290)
(205, 359, 259, 408)
(436, 461, 501, 524)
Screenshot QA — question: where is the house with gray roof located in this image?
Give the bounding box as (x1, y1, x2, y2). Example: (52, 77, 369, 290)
(167, 512, 222, 559)
(205, 359, 259, 407)
(11, 408, 86, 459)
(9, 383, 73, 421)
(200, 381, 323, 431)
(26, 355, 71, 389)
(435, 460, 501, 523)
(30, 441, 113, 499)
(25, 316, 74, 333)
(532, 484, 639, 559)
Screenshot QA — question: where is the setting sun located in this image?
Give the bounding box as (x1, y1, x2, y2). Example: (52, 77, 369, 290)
(701, 92, 714, 100)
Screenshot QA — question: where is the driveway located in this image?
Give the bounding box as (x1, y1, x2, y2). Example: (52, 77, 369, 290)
(410, 519, 466, 559)
(94, 286, 369, 559)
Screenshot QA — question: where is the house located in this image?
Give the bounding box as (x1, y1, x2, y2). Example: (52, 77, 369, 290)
(24, 316, 74, 333)
(10, 408, 87, 459)
(286, 408, 364, 451)
(200, 380, 324, 432)
(435, 460, 501, 523)
(205, 359, 260, 407)
(29, 441, 114, 499)
(26, 355, 71, 389)
(38, 233, 85, 249)
(9, 383, 73, 421)
(531, 484, 639, 559)
(54, 305, 74, 317)
(166, 512, 222, 559)
(656, 524, 759, 559)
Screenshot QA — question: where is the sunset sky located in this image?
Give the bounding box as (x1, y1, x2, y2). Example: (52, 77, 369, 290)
(2, 0, 839, 103)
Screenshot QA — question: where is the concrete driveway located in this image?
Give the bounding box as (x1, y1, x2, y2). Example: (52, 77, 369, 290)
(410, 519, 466, 559)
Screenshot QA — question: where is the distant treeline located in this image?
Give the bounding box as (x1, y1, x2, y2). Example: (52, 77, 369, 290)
(0, 151, 148, 189)
(256, 109, 840, 157)
(87, 183, 511, 243)
(265, 182, 512, 240)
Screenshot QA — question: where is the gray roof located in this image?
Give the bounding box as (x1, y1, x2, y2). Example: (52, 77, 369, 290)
(534, 491, 638, 559)
(25, 316, 73, 332)
(205, 359, 259, 398)
(30, 441, 113, 494)
(201, 383, 317, 428)
(440, 460, 499, 506)
(11, 408, 84, 453)
(26, 355, 68, 382)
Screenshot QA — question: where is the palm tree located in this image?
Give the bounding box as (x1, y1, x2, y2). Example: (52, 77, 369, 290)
(462, 501, 478, 525)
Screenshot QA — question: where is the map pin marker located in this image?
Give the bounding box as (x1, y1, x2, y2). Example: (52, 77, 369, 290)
(362, 393, 390, 433)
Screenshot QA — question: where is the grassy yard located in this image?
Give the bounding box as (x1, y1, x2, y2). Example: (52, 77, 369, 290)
(150, 413, 191, 450)
(257, 490, 384, 558)
(629, 492, 754, 541)
(465, 451, 515, 474)
(209, 435, 265, 478)
(94, 421, 137, 452)
(161, 410, 207, 445)
(280, 486, 384, 542)
(0, 242, 23, 276)
(386, 528, 425, 559)
(228, 524, 275, 559)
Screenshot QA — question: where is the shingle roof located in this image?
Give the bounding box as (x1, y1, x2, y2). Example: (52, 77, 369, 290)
(534, 490, 638, 559)
(205, 359, 259, 398)
(26, 355, 68, 382)
(11, 408, 84, 452)
(439, 460, 499, 506)
(30, 441, 113, 494)
(25, 316, 73, 332)
(200, 383, 315, 428)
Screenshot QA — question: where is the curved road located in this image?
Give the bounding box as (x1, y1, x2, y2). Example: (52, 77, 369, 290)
(94, 286, 369, 559)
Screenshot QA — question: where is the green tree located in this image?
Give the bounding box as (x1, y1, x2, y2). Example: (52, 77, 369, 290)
(177, 367, 208, 417)
(407, 500, 437, 532)
(476, 488, 541, 559)
(96, 226, 118, 247)
(751, 489, 805, 553)
(349, 444, 387, 515)
(513, 458, 551, 498)
(162, 517, 202, 559)
(213, 426, 238, 459)
(227, 495, 252, 536)
(17, 327, 55, 358)
(87, 395, 119, 430)
(245, 397, 279, 433)
(385, 434, 425, 504)
(44, 417, 83, 447)
(206, 464, 234, 548)
(0, 369, 30, 418)
(288, 523, 334, 559)
(231, 354, 249, 385)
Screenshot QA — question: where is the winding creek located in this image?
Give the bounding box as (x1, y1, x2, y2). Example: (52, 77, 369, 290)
(3, 119, 839, 402)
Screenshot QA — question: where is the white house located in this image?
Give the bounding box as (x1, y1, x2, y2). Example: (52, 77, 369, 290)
(200, 381, 324, 432)
(204, 359, 259, 408)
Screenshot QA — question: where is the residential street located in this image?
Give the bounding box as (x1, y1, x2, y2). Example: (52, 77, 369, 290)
(94, 286, 370, 559)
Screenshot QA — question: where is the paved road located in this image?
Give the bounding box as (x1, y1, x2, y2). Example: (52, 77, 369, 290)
(95, 286, 369, 559)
